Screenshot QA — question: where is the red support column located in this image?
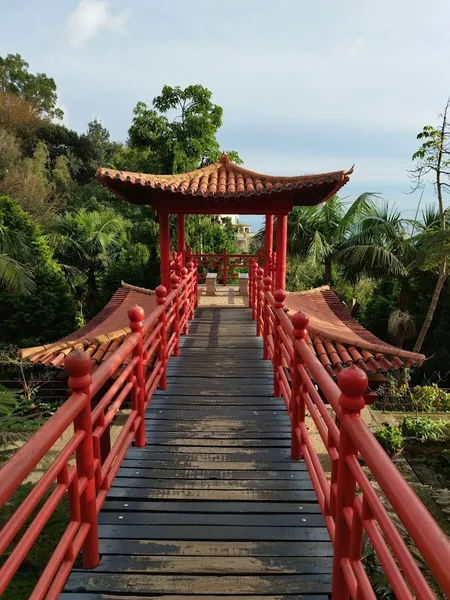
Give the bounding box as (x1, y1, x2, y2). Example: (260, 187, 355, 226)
(170, 273, 181, 357)
(177, 214, 186, 266)
(159, 211, 171, 291)
(180, 267, 189, 335)
(223, 248, 227, 285)
(256, 267, 264, 337)
(128, 305, 146, 447)
(276, 213, 288, 291)
(264, 215, 274, 277)
(65, 350, 99, 569)
(273, 289, 286, 398)
(263, 275, 272, 360)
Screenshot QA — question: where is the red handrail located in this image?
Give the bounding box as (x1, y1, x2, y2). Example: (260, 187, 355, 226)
(250, 264, 450, 599)
(0, 266, 198, 599)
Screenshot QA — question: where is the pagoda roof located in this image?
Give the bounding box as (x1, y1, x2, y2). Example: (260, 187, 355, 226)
(96, 154, 352, 211)
(285, 287, 425, 381)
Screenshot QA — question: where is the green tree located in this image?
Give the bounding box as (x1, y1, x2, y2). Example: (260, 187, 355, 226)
(0, 221, 35, 295)
(128, 84, 242, 174)
(48, 209, 131, 316)
(0, 54, 63, 120)
(0, 196, 76, 345)
(410, 99, 450, 352)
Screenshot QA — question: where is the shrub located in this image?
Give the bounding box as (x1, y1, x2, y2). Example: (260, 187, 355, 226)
(374, 425, 404, 456)
(0, 196, 76, 346)
(401, 417, 446, 441)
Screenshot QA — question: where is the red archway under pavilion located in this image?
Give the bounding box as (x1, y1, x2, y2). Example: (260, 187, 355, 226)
(96, 154, 353, 291)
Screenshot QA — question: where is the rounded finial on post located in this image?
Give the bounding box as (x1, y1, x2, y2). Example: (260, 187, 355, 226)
(292, 311, 309, 340)
(65, 349, 92, 390)
(155, 285, 167, 305)
(180, 266, 188, 279)
(170, 273, 179, 290)
(263, 275, 272, 292)
(251, 261, 258, 273)
(257, 267, 264, 280)
(128, 305, 145, 331)
(273, 289, 286, 309)
(187, 261, 195, 272)
(338, 365, 368, 412)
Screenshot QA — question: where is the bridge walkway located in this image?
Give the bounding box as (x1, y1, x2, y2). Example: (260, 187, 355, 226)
(62, 307, 332, 599)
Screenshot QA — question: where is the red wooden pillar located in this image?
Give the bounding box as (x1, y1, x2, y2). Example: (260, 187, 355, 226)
(159, 211, 171, 290)
(177, 213, 186, 266)
(276, 213, 288, 291)
(264, 215, 273, 277)
(290, 312, 309, 460)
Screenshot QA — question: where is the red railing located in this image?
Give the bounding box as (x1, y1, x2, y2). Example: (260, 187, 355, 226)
(0, 266, 197, 599)
(250, 264, 450, 599)
(186, 247, 272, 285)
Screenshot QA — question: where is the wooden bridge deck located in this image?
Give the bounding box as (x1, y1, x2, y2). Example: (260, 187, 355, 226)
(62, 308, 332, 599)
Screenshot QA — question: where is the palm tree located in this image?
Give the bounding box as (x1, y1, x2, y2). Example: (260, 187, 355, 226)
(47, 209, 130, 316)
(0, 223, 35, 295)
(253, 194, 377, 284)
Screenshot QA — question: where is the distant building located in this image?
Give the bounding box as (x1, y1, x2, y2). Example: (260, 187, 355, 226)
(219, 215, 254, 252)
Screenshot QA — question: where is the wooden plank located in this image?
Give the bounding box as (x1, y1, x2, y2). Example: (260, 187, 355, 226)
(101, 501, 321, 514)
(106, 488, 319, 501)
(120, 460, 305, 471)
(65, 573, 332, 594)
(85, 555, 333, 574)
(98, 539, 333, 557)
(126, 446, 292, 456)
(143, 431, 292, 439)
(134, 439, 291, 447)
(116, 467, 309, 480)
(110, 477, 315, 491)
(60, 595, 329, 600)
(98, 513, 325, 527)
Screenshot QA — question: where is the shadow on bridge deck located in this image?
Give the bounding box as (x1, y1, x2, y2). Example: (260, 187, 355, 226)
(62, 308, 332, 599)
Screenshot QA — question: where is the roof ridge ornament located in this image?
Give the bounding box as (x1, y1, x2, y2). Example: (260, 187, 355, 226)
(220, 152, 230, 164)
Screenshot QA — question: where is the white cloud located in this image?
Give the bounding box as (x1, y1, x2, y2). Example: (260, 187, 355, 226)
(66, 0, 131, 48)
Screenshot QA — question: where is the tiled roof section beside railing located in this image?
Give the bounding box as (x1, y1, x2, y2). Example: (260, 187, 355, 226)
(285, 287, 425, 379)
(96, 154, 352, 203)
(19, 284, 157, 369)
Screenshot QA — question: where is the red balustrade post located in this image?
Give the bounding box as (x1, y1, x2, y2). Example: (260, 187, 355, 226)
(180, 266, 189, 334)
(187, 261, 196, 318)
(155, 285, 168, 390)
(251, 261, 258, 319)
(263, 275, 272, 360)
(248, 258, 254, 308)
(273, 289, 286, 398)
(170, 273, 181, 357)
(65, 350, 99, 568)
(222, 248, 227, 285)
(291, 312, 309, 460)
(332, 365, 368, 600)
(128, 305, 146, 447)
(193, 258, 199, 307)
(256, 267, 264, 337)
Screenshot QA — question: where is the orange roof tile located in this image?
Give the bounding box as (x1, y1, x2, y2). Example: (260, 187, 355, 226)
(96, 154, 352, 206)
(285, 286, 425, 379)
(20, 283, 157, 368)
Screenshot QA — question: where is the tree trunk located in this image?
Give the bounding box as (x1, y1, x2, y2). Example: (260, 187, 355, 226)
(413, 262, 447, 353)
(324, 259, 332, 285)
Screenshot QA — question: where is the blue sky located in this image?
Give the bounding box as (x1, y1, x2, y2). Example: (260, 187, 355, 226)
(1, 0, 450, 231)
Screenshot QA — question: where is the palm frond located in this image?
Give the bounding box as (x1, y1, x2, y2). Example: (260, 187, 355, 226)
(0, 253, 36, 295)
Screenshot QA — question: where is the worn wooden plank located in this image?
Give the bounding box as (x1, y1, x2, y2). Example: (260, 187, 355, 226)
(98, 513, 325, 527)
(119, 459, 305, 471)
(110, 477, 315, 491)
(83, 555, 333, 574)
(116, 467, 308, 480)
(101, 501, 321, 514)
(98, 539, 333, 557)
(135, 438, 291, 447)
(65, 573, 332, 595)
(106, 488, 319, 501)
(143, 431, 292, 439)
(60, 595, 329, 600)
(125, 446, 292, 457)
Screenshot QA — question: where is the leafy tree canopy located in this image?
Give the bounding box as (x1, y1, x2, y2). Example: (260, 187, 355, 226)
(128, 84, 242, 174)
(0, 54, 62, 120)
